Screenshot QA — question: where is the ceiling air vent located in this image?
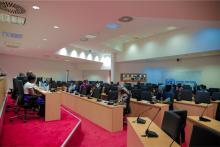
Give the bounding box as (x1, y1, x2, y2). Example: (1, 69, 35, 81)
(0, 1, 26, 14)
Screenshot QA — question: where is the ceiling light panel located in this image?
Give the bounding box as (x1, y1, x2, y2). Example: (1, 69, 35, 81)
(85, 34, 96, 39)
(167, 26, 177, 31)
(0, 13, 26, 25)
(32, 5, 40, 10)
(53, 25, 60, 29)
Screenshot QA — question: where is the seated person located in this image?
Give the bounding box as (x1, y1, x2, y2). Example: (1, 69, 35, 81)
(68, 81, 76, 93)
(80, 80, 89, 93)
(119, 87, 131, 115)
(23, 73, 45, 117)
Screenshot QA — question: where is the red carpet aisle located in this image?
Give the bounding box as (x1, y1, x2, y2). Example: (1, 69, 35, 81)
(63, 106, 127, 147)
(0, 96, 80, 147)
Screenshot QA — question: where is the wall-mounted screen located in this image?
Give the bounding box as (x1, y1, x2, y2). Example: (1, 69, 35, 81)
(120, 73, 147, 82)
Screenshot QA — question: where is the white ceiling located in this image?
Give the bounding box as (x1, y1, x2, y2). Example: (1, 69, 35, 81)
(0, 0, 220, 62)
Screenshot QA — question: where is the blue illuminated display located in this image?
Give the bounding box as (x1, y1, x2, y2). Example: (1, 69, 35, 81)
(1, 32, 23, 39)
(105, 23, 120, 29)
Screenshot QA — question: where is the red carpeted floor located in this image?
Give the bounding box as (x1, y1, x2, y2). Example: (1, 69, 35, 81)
(0, 95, 187, 147)
(0, 96, 80, 147)
(63, 106, 127, 147)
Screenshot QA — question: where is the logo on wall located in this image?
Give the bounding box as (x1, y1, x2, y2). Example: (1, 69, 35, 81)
(1, 32, 23, 39)
(0, 31, 23, 48)
(165, 79, 197, 85)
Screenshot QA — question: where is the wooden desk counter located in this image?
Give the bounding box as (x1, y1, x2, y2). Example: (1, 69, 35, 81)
(174, 100, 214, 118)
(186, 116, 220, 146)
(0, 76, 7, 136)
(127, 117, 180, 147)
(129, 98, 169, 127)
(61, 92, 123, 132)
(211, 100, 220, 118)
(35, 88, 61, 121)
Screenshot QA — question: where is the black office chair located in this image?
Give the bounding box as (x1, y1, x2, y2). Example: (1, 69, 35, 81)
(9, 80, 39, 123)
(189, 125, 220, 147)
(195, 91, 210, 104)
(6, 78, 19, 112)
(212, 92, 220, 101)
(141, 91, 152, 101)
(161, 111, 182, 144)
(216, 102, 220, 121)
(179, 90, 192, 101)
(172, 110, 187, 144)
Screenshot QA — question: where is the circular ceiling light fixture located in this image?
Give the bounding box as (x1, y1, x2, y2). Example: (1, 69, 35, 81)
(118, 16, 133, 22)
(0, 1, 26, 14)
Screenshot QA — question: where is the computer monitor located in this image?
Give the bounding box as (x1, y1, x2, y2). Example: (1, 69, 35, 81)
(182, 85, 192, 90)
(107, 91, 118, 102)
(81, 86, 91, 96)
(141, 91, 152, 102)
(16, 76, 27, 85)
(92, 88, 102, 99)
(195, 92, 210, 104)
(208, 88, 220, 96)
(212, 92, 220, 101)
(49, 81, 57, 91)
(179, 90, 192, 101)
(131, 89, 142, 101)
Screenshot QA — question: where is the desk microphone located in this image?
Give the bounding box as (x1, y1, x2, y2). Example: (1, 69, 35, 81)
(136, 107, 153, 124)
(143, 107, 161, 138)
(199, 103, 211, 122)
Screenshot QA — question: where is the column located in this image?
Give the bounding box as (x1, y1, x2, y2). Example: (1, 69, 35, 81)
(111, 53, 116, 83)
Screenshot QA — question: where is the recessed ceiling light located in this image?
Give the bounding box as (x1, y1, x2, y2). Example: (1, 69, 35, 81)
(80, 37, 88, 41)
(43, 38, 47, 41)
(167, 26, 177, 31)
(85, 34, 96, 39)
(53, 25, 60, 29)
(118, 16, 133, 22)
(32, 5, 40, 10)
(106, 23, 120, 30)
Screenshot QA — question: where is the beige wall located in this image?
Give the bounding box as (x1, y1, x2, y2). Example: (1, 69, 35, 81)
(82, 70, 110, 83)
(0, 54, 83, 88)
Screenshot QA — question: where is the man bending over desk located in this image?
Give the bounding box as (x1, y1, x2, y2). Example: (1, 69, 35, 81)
(23, 73, 45, 117)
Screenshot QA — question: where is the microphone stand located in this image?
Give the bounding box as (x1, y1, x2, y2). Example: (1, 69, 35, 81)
(199, 103, 211, 122)
(136, 107, 153, 124)
(144, 107, 161, 138)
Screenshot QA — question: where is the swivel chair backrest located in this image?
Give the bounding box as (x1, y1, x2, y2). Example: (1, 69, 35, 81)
(189, 125, 220, 147)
